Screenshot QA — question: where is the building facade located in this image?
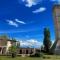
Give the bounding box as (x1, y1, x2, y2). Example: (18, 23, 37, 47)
(0, 36, 40, 56)
(0, 37, 19, 55)
(0, 37, 7, 54)
(17, 48, 40, 57)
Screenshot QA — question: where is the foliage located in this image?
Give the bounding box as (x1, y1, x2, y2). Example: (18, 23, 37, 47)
(0, 34, 8, 45)
(16, 42, 20, 48)
(9, 45, 17, 53)
(30, 49, 43, 57)
(12, 38, 16, 42)
(0, 34, 8, 39)
(30, 52, 43, 57)
(9, 45, 17, 58)
(43, 28, 52, 53)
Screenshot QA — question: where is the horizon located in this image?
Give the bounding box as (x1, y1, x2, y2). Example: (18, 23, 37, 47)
(0, 0, 60, 48)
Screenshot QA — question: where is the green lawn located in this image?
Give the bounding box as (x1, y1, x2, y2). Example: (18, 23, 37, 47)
(0, 55, 60, 60)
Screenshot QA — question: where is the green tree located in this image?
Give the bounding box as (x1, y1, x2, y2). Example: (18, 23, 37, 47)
(43, 28, 52, 53)
(16, 42, 20, 48)
(9, 45, 17, 58)
(0, 34, 8, 39)
(0, 34, 8, 45)
(12, 38, 16, 42)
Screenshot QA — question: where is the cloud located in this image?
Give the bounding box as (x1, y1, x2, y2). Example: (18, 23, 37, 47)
(25, 0, 37, 7)
(20, 39, 42, 48)
(20, 0, 60, 8)
(15, 19, 26, 24)
(52, 40, 55, 44)
(32, 7, 46, 13)
(6, 20, 18, 27)
(6, 19, 27, 27)
(21, 0, 41, 7)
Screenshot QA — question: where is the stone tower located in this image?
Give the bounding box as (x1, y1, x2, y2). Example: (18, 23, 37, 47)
(51, 5, 60, 54)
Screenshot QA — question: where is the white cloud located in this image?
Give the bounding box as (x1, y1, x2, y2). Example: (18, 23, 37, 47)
(6, 20, 18, 27)
(20, 39, 42, 48)
(52, 40, 55, 44)
(25, 0, 37, 7)
(21, 0, 41, 7)
(6, 19, 26, 27)
(32, 7, 46, 13)
(21, 0, 60, 8)
(15, 19, 26, 24)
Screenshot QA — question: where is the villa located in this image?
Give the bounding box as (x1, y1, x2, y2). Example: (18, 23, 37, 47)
(0, 36, 40, 56)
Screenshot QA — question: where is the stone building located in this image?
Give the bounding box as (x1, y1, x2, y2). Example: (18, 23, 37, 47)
(0, 36, 19, 54)
(0, 35, 40, 56)
(51, 5, 60, 54)
(17, 48, 40, 56)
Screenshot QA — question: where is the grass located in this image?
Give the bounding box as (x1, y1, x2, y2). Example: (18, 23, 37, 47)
(0, 55, 60, 60)
(42, 55, 60, 60)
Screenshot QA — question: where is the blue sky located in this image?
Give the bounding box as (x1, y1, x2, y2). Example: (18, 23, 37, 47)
(0, 0, 59, 48)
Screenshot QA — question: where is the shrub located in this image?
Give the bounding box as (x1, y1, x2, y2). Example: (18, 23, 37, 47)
(9, 45, 17, 58)
(43, 56, 51, 59)
(11, 52, 16, 58)
(30, 52, 43, 57)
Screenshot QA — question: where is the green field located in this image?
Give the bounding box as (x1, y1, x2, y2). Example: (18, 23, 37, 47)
(0, 55, 60, 60)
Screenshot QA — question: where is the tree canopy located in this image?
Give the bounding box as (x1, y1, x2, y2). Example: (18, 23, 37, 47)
(43, 27, 52, 53)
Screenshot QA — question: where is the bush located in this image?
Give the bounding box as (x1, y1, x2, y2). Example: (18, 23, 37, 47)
(40, 52, 44, 57)
(30, 52, 43, 57)
(34, 52, 40, 57)
(11, 52, 16, 58)
(42, 56, 51, 59)
(9, 45, 17, 58)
